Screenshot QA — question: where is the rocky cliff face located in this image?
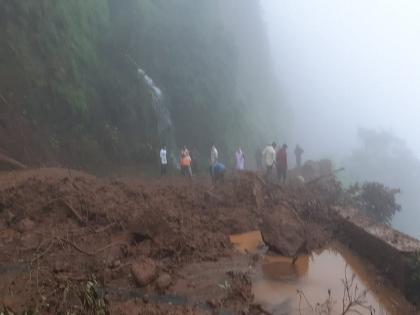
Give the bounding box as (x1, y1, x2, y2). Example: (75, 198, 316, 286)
(0, 0, 287, 171)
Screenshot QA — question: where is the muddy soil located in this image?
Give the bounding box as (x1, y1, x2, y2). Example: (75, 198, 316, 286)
(0, 168, 408, 314)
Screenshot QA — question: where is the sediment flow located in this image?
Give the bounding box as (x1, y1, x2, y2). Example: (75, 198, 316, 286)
(0, 168, 418, 314)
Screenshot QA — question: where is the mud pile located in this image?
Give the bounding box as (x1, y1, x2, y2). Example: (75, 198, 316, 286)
(0, 168, 339, 314)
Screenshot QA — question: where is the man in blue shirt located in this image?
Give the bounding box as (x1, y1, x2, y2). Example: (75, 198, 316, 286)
(211, 162, 226, 184)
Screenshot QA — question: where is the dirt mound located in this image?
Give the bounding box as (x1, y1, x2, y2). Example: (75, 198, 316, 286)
(0, 168, 337, 314)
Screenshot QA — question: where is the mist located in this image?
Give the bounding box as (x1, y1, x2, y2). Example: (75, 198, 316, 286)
(261, 0, 420, 160)
(261, 0, 420, 238)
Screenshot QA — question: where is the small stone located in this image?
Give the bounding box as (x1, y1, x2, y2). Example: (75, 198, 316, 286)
(131, 257, 158, 287)
(53, 260, 70, 273)
(207, 299, 218, 308)
(16, 218, 35, 233)
(111, 260, 121, 268)
(5, 211, 16, 224)
(156, 273, 172, 290)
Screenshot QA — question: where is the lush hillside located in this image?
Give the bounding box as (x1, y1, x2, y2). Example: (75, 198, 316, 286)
(0, 0, 287, 171)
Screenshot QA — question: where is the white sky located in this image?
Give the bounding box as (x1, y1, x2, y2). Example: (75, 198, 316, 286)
(261, 0, 420, 160)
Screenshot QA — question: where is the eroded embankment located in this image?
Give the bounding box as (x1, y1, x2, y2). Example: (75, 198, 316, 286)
(0, 168, 418, 314)
(335, 208, 420, 306)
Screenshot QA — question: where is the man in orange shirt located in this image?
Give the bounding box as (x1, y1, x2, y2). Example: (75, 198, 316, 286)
(180, 145, 192, 179)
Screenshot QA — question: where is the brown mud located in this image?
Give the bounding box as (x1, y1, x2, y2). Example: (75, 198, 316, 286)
(231, 231, 415, 314)
(0, 168, 417, 314)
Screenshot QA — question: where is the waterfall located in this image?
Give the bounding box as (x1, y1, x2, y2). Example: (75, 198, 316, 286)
(137, 68, 172, 134)
(137, 67, 179, 168)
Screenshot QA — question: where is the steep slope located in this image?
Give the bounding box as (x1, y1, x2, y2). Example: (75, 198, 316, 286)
(0, 0, 287, 171)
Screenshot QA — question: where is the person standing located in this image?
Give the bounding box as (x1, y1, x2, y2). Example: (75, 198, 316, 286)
(276, 144, 288, 183)
(262, 142, 276, 178)
(160, 146, 168, 176)
(211, 162, 226, 185)
(235, 147, 245, 171)
(210, 144, 218, 166)
(190, 147, 200, 174)
(255, 146, 262, 170)
(294, 145, 304, 168)
(180, 145, 192, 179)
(210, 144, 218, 177)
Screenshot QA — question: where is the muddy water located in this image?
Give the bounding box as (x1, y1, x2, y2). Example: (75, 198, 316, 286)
(229, 230, 265, 252)
(230, 231, 414, 315)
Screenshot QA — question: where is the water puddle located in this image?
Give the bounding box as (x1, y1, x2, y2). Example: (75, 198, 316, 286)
(229, 230, 265, 252)
(230, 231, 414, 315)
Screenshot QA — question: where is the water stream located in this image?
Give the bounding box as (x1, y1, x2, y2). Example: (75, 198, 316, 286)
(136, 67, 179, 167)
(137, 68, 172, 135)
(230, 231, 414, 315)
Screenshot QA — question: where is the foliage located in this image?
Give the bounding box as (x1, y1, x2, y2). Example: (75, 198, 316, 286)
(311, 171, 401, 224)
(0, 0, 287, 170)
(346, 182, 401, 224)
(342, 128, 420, 235)
(79, 278, 109, 315)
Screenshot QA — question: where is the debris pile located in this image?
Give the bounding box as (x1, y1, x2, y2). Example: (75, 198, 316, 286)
(0, 167, 381, 314)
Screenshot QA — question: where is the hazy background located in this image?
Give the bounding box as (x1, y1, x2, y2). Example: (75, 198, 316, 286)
(261, 0, 420, 238)
(261, 0, 420, 160)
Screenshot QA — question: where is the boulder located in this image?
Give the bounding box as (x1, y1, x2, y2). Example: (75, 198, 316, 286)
(260, 207, 307, 256)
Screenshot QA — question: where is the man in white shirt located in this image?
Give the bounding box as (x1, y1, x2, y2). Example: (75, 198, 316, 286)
(210, 144, 218, 165)
(262, 142, 276, 178)
(210, 144, 219, 177)
(160, 146, 168, 176)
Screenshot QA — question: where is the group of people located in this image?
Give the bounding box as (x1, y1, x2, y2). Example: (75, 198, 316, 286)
(158, 144, 246, 183)
(158, 142, 304, 184)
(261, 143, 304, 183)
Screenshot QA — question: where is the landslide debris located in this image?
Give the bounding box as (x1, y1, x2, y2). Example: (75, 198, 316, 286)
(0, 168, 340, 314)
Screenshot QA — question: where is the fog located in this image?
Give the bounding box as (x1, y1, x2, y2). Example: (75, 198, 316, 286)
(261, 0, 420, 161)
(261, 0, 420, 238)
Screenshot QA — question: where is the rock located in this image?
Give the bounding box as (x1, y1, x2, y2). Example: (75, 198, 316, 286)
(131, 257, 158, 287)
(16, 218, 35, 233)
(5, 211, 16, 225)
(105, 245, 123, 267)
(0, 219, 6, 230)
(111, 259, 121, 269)
(156, 273, 172, 290)
(206, 299, 220, 309)
(260, 207, 307, 256)
(53, 260, 71, 273)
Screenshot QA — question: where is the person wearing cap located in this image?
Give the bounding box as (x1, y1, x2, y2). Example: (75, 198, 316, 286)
(276, 143, 288, 183)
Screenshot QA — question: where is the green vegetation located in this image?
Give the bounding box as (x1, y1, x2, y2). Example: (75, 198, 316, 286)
(346, 182, 401, 224)
(0, 0, 287, 171)
(342, 128, 420, 236)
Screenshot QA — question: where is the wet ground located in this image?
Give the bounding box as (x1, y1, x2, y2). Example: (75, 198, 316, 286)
(1, 168, 418, 314)
(230, 231, 415, 315)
